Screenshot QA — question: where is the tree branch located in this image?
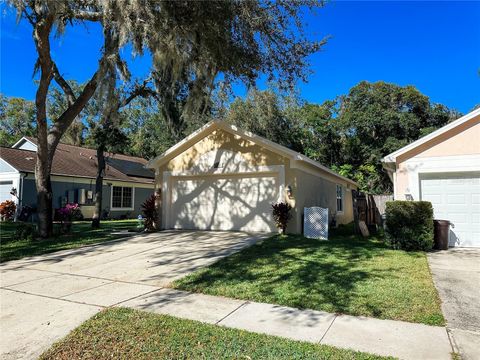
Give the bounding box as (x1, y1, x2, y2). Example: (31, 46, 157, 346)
(48, 69, 100, 150)
(71, 10, 102, 22)
(52, 63, 76, 106)
(48, 25, 117, 153)
(119, 80, 156, 109)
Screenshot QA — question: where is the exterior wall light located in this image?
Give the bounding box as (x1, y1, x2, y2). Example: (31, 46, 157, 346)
(404, 188, 413, 201)
(286, 185, 293, 198)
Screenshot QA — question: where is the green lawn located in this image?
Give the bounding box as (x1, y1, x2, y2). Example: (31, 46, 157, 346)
(40, 308, 391, 360)
(174, 233, 445, 326)
(0, 220, 139, 263)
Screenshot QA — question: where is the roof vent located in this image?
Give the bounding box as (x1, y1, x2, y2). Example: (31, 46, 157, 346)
(25, 157, 34, 161)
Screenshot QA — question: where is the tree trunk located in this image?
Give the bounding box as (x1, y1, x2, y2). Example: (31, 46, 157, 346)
(35, 152, 53, 238)
(30, 14, 111, 237)
(92, 145, 106, 228)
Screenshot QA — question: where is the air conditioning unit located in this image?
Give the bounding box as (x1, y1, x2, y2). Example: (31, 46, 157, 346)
(78, 189, 86, 205)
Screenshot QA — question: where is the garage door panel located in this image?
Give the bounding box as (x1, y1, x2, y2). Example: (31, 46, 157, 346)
(0, 181, 14, 203)
(420, 172, 480, 248)
(446, 194, 465, 204)
(446, 213, 467, 223)
(170, 174, 278, 232)
(472, 213, 480, 223)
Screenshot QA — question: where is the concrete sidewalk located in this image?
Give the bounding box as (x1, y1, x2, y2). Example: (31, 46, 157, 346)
(120, 287, 453, 360)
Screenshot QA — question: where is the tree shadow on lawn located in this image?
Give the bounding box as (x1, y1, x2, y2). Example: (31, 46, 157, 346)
(175, 234, 427, 319)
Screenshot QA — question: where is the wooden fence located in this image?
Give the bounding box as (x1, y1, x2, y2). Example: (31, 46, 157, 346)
(352, 191, 393, 233)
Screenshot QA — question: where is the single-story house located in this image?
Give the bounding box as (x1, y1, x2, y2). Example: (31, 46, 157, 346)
(0, 137, 155, 219)
(147, 121, 358, 233)
(382, 108, 480, 248)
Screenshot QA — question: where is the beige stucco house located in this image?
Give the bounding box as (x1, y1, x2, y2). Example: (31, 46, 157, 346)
(147, 121, 357, 234)
(382, 108, 480, 247)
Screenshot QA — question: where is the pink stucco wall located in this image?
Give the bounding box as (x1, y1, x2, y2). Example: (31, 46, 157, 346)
(394, 118, 480, 199)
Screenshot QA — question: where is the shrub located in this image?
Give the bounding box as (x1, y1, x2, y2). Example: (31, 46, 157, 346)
(0, 200, 16, 221)
(56, 203, 83, 221)
(13, 222, 36, 241)
(272, 202, 292, 235)
(385, 201, 434, 251)
(18, 205, 35, 222)
(141, 194, 158, 231)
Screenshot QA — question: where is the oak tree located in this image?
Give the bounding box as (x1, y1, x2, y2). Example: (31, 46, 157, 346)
(10, 0, 323, 237)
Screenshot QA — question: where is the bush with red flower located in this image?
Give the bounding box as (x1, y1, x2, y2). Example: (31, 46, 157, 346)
(56, 203, 83, 232)
(57, 203, 81, 220)
(271, 202, 292, 235)
(0, 200, 16, 221)
(141, 194, 158, 231)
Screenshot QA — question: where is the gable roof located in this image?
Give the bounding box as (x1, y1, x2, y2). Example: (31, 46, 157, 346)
(12, 136, 37, 151)
(382, 108, 480, 164)
(147, 120, 357, 186)
(1, 138, 154, 184)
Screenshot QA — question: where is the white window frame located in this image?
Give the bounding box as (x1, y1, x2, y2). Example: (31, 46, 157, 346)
(336, 184, 344, 214)
(110, 185, 135, 211)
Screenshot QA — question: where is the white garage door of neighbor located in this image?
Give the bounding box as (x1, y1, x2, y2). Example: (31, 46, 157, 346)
(170, 174, 279, 232)
(420, 173, 480, 247)
(0, 181, 13, 203)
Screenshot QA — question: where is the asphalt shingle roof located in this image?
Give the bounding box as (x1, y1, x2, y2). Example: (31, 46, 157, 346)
(0, 139, 154, 184)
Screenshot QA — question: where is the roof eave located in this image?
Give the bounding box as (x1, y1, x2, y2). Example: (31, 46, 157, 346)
(11, 136, 37, 150)
(147, 120, 358, 187)
(146, 121, 218, 169)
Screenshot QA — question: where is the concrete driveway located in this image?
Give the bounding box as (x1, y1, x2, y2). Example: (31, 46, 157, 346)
(0, 230, 266, 360)
(428, 248, 480, 360)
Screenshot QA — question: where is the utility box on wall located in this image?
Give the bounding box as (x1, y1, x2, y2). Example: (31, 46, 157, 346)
(304, 207, 329, 240)
(78, 188, 86, 204)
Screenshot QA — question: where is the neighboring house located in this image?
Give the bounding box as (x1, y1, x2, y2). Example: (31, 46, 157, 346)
(382, 108, 480, 248)
(147, 121, 358, 233)
(0, 137, 155, 219)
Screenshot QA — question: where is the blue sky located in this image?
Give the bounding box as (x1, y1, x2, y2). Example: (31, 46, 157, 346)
(1, 1, 479, 113)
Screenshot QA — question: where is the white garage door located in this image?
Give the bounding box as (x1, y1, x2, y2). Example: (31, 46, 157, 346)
(0, 181, 13, 203)
(420, 172, 480, 247)
(169, 174, 279, 232)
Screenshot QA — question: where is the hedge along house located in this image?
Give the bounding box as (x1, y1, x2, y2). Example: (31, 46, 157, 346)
(147, 121, 357, 233)
(0, 137, 155, 219)
(382, 108, 480, 248)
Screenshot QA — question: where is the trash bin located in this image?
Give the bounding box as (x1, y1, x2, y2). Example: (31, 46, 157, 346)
(433, 220, 450, 250)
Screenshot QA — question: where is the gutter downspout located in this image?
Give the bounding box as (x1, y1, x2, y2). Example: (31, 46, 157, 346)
(14, 172, 26, 221)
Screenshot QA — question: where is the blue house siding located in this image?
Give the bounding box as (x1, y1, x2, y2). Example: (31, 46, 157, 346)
(22, 178, 96, 208)
(21, 176, 153, 219)
(21, 178, 37, 207)
(134, 187, 154, 212)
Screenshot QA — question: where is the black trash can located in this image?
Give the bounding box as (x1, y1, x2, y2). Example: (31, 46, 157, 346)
(433, 220, 450, 250)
